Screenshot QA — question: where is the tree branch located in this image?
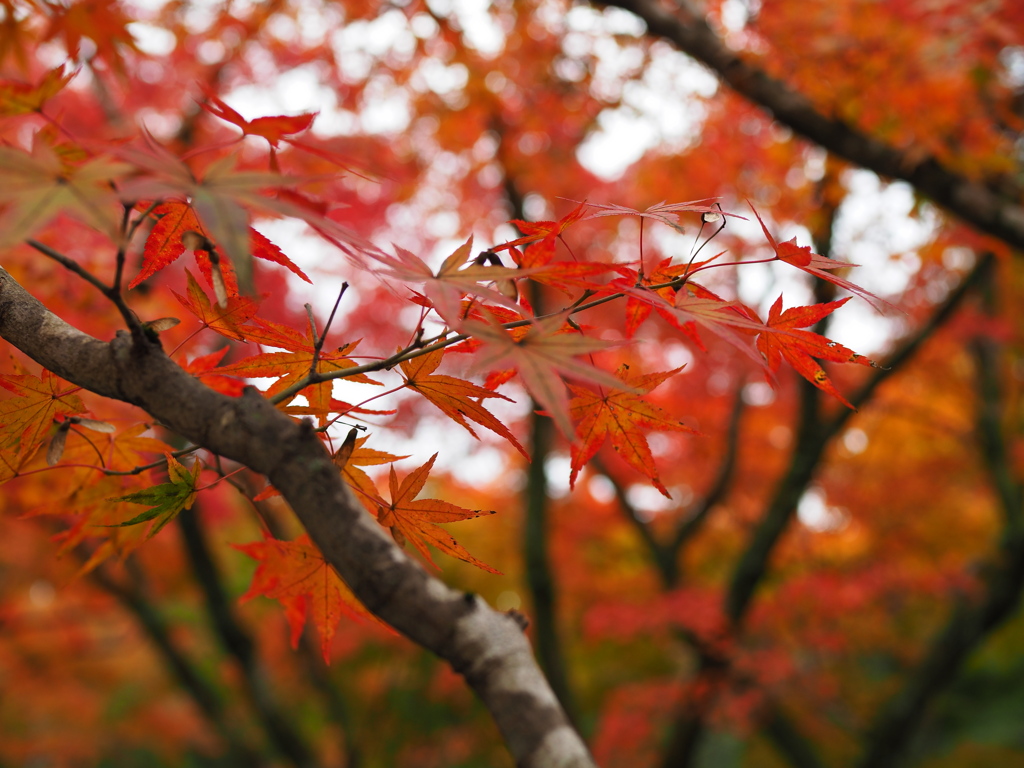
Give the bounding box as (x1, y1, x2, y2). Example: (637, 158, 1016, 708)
(89, 563, 260, 764)
(178, 504, 319, 768)
(597, 0, 1024, 252)
(667, 384, 745, 572)
(507, 171, 580, 727)
(0, 267, 596, 768)
(524, 404, 579, 726)
(596, 456, 675, 584)
(725, 254, 993, 625)
(762, 707, 830, 768)
(855, 261, 1024, 768)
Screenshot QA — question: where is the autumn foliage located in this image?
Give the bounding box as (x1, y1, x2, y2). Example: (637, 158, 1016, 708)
(1, 0, 1024, 767)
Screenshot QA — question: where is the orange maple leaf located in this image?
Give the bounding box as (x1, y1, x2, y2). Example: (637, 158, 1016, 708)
(568, 365, 695, 497)
(212, 323, 380, 421)
(239, 436, 403, 507)
(41, 426, 175, 570)
(172, 270, 260, 341)
(235, 534, 382, 663)
(375, 454, 500, 574)
(0, 369, 85, 481)
(756, 296, 877, 408)
(399, 348, 527, 458)
(0, 66, 76, 116)
(100, 423, 175, 473)
(335, 436, 410, 513)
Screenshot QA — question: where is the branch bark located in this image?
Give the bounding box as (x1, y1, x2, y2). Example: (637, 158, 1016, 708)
(0, 267, 595, 768)
(597, 0, 1024, 252)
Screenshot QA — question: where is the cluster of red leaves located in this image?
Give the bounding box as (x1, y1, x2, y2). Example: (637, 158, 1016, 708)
(0, 74, 888, 660)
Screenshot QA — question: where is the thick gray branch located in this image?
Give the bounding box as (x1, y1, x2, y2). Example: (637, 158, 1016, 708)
(0, 267, 594, 768)
(599, 0, 1024, 252)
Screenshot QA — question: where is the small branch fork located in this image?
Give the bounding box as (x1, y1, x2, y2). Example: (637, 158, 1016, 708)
(27, 202, 160, 341)
(305, 282, 349, 378)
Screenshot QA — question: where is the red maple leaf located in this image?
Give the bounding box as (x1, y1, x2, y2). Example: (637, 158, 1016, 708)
(495, 200, 589, 266)
(199, 91, 318, 147)
(133, 201, 310, 291)
(522, 260, 618, 296)
(750, 205, 894, 312)
(568, 365, 695, 497)
(756, 296, 878, 408)
(179, 347, 246, 397)
(612, 257, 717, 338)
(375, 454, 500, 574)
(400, 348, 527, 458)
(236, 534, 382, 663)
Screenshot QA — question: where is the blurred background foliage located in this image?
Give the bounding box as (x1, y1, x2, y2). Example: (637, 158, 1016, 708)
(1, 0, 1024, 766)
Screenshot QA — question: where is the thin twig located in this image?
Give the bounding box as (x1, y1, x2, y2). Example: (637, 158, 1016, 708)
(28, 239, 144, 338)
(266, 273, 692, 404)
(113, 203, 133, 292)
(320, 282, 349, 342)
(29, 239, 111, 295)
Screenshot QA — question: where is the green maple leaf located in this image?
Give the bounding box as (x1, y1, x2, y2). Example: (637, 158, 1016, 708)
(107, 454, 201, 539)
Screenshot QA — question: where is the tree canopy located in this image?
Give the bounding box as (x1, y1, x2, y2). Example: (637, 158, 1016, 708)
(1, 1, 1023, 767)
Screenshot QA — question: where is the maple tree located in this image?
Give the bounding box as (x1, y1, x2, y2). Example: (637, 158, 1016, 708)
(1, 1, 1023, 767)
